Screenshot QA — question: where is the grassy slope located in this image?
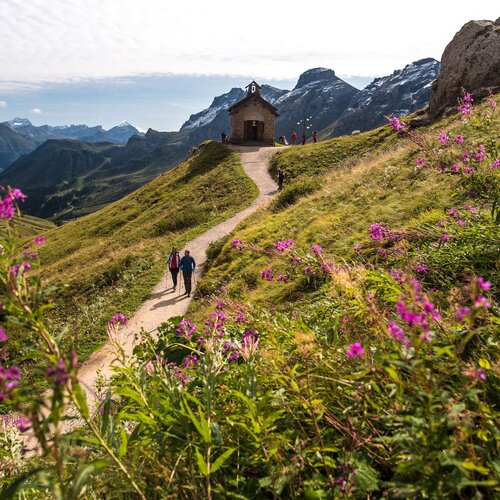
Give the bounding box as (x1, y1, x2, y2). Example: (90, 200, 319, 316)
(11, 214, 56, 239)
(190, 113, 471, 318)
(32, 141, 258, 359)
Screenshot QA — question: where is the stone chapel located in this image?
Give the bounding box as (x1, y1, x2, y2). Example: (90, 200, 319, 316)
(228, 81, 278, 145)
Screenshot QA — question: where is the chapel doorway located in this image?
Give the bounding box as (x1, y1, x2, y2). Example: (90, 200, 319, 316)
(244, 120, 264, 141)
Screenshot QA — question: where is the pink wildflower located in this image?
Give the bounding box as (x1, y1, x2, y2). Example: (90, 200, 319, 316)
(451, 163, 459, 173)
(456, 306, 471, 322)
(110, 313, 127, 326)
(0, 197, 15, 220)
(377, 248, 387, 258)
(477, 277, 491, 291)
(440, 231, 450, 243)
(354, 243, 362, 253)
(415, 263, 428, 274)
(176, 319, 196, 339)
(275, 239, 295, 253)
(416, 157, 425, 167)
(347, 342, 364, 359)
(0, 327, 7, 342)
(232, 239, 244, 251)
(474, 296, 490, 309)
(387, 321, 405, 340)
(438, 131, 450, 144)
(260, 268, 274, 282)
(369, 223, 388, 241)
(390, 116, 406, 133)
(454, 135, 464, 145)
(474, 145, 486, 162)
(34, 236, 46, 244)
(311, 243, 323, 255)
(447, 208, 459, 219)
(491, 159, 500, 169)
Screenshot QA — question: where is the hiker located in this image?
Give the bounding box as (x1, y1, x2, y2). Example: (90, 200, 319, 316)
(291, 131, 297, 145)
(278, 169, 285, 191)
(221, 132, 227, 143)
(167, 246, 181, 291)
(301, 133, 306, 145)
(312, 130, 318, 143)
(179, 250, 196, 297)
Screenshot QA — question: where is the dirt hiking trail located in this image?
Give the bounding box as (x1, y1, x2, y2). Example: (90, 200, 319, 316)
(77, 145, 279, 407)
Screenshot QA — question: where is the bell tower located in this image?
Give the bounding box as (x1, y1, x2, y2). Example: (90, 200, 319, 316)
(245, 80, 261, 97)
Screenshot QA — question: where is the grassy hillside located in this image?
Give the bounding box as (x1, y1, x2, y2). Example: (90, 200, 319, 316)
(24, 141, 258, 359)
(190, 102, 497, 317)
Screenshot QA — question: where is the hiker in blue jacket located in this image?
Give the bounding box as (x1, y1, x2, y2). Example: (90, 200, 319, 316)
(179, 250, 196, 297)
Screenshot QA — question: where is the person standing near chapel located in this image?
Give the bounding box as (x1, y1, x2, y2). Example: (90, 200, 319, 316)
(291, 131, 297, 145)
(312, 130, 318, 143)
(179, 250, 196, 297)
(167, 247, 181, 291)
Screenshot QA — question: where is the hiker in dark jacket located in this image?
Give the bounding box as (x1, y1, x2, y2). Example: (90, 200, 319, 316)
(179, 250, 196, 297)
(167, 247, 181, 291)
(278, 169, 285, 191)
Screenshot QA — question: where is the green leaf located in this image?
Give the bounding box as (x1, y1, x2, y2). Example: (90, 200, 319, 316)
(460, 461, 490, 475)
(117, 428, 128, 459)
(211, 448, 236, 473)
(72, 382, 89, 420)
(69, 464, 95, 499)
(195, 448, 208, 476)
(0, 467, 45, 499)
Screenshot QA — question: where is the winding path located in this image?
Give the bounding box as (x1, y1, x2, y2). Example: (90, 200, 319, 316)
(77, 145, 279, 406)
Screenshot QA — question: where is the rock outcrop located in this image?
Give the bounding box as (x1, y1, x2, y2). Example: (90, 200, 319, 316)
(428, 18, 500, 117)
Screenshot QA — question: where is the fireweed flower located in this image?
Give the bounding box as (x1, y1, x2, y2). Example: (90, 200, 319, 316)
(438, 131, 450, 144)
(477, 277, 491, 291)
(454, 135, 464, 144)
(387, 321, 405, 340)
(47, 359, 70, 385)
(354, 243, 362, 253)
(34, 235, 46, 244)
(474, 296, 490, 309)
(369, 223, 388, 241)
(451, 163, 459, 173)
(440, 231, 450, 243)
(275, 239, 295, 253)
(15, 416, 32, 432)
(456, 219, 467, 227)
(182, 354, 199, 369)
(447, 208, 459, 219)
(235, 312, 246, 323)
(416, 157, 425, 167)
(491, 159, 500, 169)
(232, 238, 244, 251)
(474, 145, 486, 162)
(0, 197, 15, 220)
(456, 306, 471, 322)
(390, 116, 406, 133)
(347, 342, 364, 359)
(260, 268, 274, 281)
(8, 188, 26, 201)
(240, 330, 259, 361)
(415, 263, 428, 274)
(389, 269, 403, 282)
(176, 319, 196, 339)
(110, 313, 127, 326)
(311, 243, 324, 255)
(0, 327, 7, 342)
(304, 266, 314, 276)
(277, 274, 290, 283)
(377, 248, 387, 258)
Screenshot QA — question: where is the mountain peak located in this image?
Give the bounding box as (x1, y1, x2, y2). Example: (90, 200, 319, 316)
(9, 117, 33, 128)
(295, 68, 337, 89)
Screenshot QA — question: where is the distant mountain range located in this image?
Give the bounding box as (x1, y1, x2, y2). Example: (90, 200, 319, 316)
(0, 119, 144, 170)
(0, 58, 440, 221)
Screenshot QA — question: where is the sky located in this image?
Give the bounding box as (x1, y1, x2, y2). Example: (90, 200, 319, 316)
(0, 0, 498, 131)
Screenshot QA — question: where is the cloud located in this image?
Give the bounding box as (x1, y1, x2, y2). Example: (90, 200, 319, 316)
(0, 101, 7, 108)
(0, 0, 498, 91)
(29, 107, 42, 115)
